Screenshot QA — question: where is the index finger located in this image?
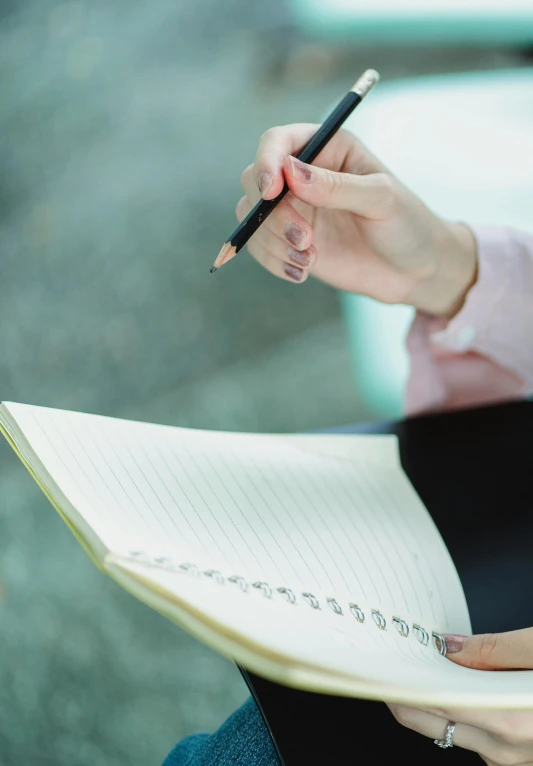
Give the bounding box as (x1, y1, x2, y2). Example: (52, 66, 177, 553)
(254, 124, 318, 199)
(253, 123, 385, 200)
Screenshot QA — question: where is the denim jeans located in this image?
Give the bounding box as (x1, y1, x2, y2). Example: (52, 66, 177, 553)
(163, 697, 278, 766)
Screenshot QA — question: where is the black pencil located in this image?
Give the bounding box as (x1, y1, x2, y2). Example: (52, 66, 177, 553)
(211, 68, 380, 273)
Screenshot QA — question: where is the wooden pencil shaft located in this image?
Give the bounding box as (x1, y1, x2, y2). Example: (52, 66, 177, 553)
(228, 91, 362, 252)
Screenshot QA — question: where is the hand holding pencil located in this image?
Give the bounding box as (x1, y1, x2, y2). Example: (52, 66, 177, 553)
(214, 69, 479, 319)
(212, 69, 379, 273)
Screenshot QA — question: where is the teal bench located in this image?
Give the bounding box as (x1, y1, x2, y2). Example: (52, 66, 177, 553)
(289, 0, 533, 45)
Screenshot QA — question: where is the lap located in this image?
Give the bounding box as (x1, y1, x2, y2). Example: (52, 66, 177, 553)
(163, 697, 279, 766)
(164, 692, 483, 765)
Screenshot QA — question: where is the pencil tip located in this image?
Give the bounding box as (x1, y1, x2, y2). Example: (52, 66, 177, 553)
(212, 242, 238, 272)
(210, 266, 217, 273)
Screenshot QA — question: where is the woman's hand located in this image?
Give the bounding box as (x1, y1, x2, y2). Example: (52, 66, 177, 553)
(389, 628, 533, 765)
(238, 124, 477, 317)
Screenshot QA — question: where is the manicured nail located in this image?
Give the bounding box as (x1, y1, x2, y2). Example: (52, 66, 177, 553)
(288, 156, 313, 183)
(258, 172, 272, 196)
(288, 246, 310, 267)
(442, 634, 467, 654)
(284, 264, 303, 282)
(284, 223, 304, 247)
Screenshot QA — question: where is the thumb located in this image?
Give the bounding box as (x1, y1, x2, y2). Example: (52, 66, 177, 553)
(283, 155, 395, 219)
(442, 628, 533, 670)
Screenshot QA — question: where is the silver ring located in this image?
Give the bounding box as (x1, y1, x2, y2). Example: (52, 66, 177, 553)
(434, 721, 456, 749)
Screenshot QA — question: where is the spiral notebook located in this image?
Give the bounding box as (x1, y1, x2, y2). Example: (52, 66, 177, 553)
(2, 401, 532, 708)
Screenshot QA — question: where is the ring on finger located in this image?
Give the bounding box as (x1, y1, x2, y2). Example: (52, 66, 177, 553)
(434, 722, 456, 749)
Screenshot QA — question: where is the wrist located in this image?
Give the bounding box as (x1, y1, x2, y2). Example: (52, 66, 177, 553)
(409, 221, 478, 318)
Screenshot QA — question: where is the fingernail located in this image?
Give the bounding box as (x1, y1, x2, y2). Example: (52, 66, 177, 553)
(442, 634, 467, 654)
(288, 156, 313, 183)
(258, 172, 272, 196)
(288, 246, 310, 267)
(284, 223, 304, 247)
(284, 264, 304, 282)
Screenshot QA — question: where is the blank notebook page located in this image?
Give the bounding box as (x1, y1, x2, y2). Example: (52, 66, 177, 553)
(1, 402, 468, 630)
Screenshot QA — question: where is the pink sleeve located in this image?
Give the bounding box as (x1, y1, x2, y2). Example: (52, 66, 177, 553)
(405, 226, 533, 417)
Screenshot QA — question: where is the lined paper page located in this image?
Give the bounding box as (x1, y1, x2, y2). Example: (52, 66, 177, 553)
(1, 402, 469, 631)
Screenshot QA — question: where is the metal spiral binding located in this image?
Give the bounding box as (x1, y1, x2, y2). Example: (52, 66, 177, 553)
(253, 581, 273, 598)
(392, 617, 409, 638)
(432, 632, 447, 656)
(130, 550, 160, 566)
(179, 562, 201, 577)
(371, 609, 387, 630)
(349, 603, 365, 623)
(277, 587, 296, 604)
(413, 624, 430, 646)
(126, 551, 439, 653)
(327, 598, 343, 615)
(228, 575, 248, 592)
(302, 592, 320, 609)
(204, 569, 225, 585)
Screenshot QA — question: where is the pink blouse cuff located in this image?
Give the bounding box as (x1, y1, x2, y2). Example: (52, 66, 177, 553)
(429, 225, 533, 392)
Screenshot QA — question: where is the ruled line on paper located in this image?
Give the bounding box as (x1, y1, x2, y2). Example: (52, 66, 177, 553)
(18, 405, 446, 620)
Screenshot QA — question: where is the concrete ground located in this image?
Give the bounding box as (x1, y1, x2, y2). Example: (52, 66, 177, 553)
(0, 1, 526, 763)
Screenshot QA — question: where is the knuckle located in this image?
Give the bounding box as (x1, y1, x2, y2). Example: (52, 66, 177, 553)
(259, 126, 280, 143)
(390, 706, 416, 730)
(490, 744, 521, 766)
(373, 172, 397, 206)
(339, 127, 358, 143)
(516, 726, 533, 746)
(479, 633, 499, 663)
(495, 715, 533, 744)
(429, 707, 449, 719)
(324, 169, 345, 198)
(340, 129, 364, 156)
(492, 718, 515, 740)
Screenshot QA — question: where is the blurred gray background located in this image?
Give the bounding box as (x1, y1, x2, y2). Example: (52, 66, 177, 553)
(0, 1, 528, 763)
